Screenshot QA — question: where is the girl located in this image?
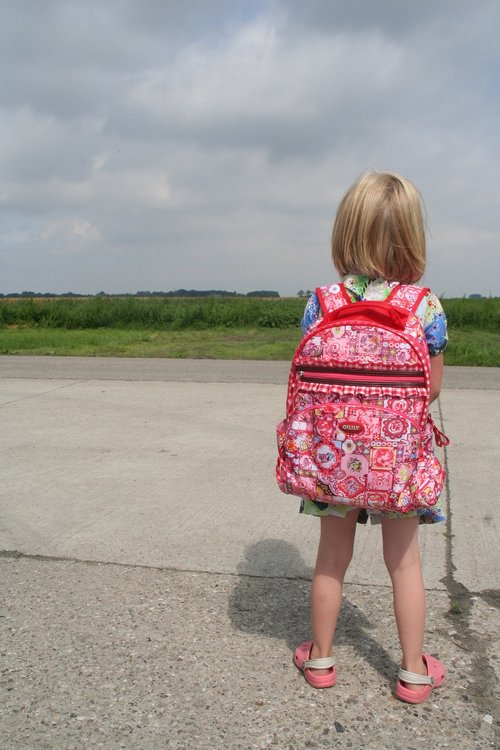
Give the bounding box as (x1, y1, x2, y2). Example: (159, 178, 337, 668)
(293, 171, 448, 704)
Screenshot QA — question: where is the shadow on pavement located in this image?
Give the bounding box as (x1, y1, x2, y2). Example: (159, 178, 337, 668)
(228, 538, 398, 681)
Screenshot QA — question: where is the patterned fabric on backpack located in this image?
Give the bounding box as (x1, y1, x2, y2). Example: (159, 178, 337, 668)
(276, 283, 449, 513)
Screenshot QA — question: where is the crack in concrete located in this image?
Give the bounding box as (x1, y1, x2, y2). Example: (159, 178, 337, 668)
(0, 548, 457, 594)
(0, 380, 84, 408)
(438, 399, 499, 728)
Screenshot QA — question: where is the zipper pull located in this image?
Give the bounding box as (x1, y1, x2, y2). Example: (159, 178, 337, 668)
(428, 415, 450, 447)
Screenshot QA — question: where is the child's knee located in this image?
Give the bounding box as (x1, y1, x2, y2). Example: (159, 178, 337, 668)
(316, 545, 353, 576)
(383, 547, 421, 577)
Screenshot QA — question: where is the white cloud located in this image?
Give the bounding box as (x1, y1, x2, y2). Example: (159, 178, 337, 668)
(0, 0, 498, 296)
(41, 218, 102, 256)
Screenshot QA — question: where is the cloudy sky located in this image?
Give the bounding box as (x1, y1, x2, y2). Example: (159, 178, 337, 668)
(1, 0, 499, 297)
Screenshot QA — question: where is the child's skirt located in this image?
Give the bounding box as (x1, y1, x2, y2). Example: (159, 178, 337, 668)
(300, 498, 446, 524)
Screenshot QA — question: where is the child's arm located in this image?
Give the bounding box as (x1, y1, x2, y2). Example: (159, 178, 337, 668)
(429, 353, 444, 403)
(417, 292, 447, 404)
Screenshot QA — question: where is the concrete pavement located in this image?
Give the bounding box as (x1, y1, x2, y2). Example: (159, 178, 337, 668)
(0, 357, 498, 749)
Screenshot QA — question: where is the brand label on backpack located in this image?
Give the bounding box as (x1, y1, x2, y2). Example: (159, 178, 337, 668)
(339, 421, 364, 435)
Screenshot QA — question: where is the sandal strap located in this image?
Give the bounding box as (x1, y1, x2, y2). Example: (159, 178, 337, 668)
(398, 667, 434, 686)
(303, 655, 335, 670)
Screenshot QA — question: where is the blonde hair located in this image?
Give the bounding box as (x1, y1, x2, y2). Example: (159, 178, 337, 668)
(331, 171, 426, 284)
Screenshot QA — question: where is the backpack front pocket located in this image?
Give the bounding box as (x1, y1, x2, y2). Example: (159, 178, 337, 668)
(276, 402, 425, 509)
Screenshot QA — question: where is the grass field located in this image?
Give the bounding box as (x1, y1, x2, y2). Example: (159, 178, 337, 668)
(0, 296, 498, 365)
(0, 327, 302, 360)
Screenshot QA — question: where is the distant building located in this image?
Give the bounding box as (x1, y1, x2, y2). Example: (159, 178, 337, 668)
(468, 293, 483, 299)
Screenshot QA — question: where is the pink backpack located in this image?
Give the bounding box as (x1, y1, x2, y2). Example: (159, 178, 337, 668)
(276, 283, 449, 512)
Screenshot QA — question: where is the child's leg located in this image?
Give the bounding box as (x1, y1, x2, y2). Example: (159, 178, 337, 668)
(381, 515, 428, 689)
(309, 510, 359, 671)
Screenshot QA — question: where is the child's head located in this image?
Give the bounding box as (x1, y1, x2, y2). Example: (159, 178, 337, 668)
(331, 171, 426, 284)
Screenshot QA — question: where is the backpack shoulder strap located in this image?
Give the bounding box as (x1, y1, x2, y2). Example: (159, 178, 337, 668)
(387, 284, 430, 314)
(316, 283, 352, 315)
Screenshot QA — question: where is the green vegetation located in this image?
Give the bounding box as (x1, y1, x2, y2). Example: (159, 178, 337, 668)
(445, 329, 500, 366)
(448, 601, 464, 615)
(0, 296, 303, 330)
(0, 327, 302, 360)
(441, 297, 499, 332)
(0, 295, 498, 364)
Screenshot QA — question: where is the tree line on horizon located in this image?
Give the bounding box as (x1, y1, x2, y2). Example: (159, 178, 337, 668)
(0, 289, 281, 299)
(0, 289, 491, 300)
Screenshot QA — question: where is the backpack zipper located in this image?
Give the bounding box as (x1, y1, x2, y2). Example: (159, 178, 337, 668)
(289, 400, 423, 432)
(298, 368, 425, 388)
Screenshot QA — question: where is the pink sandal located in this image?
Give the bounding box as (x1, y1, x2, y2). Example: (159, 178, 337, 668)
(395, 654, 446, 704)
(293, 640, 336, 689)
